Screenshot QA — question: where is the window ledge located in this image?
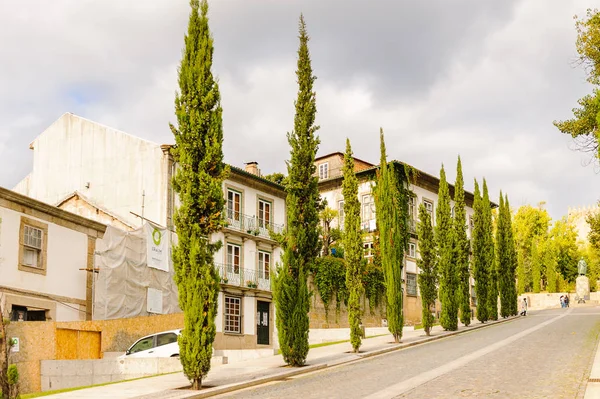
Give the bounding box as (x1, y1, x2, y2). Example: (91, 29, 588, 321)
(18, 264, 47, 276)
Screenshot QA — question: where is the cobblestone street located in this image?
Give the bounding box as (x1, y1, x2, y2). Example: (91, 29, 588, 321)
(216, 307, 600, 399)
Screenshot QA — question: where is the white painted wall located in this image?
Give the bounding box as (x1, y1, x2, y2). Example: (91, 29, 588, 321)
(243, 297, 255, 335)
(0, 207, 89, 321)
(14, 113, 168, 228)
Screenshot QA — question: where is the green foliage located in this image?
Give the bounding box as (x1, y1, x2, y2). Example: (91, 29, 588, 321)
(496, 194, 518, 317)
(6, 366, 17, 387)
(544, 239, 559, 293)
(513, 204, 551, 294)
(554, 9, 600, 160)
(531, 239, 541, 293)
(319, 206, 341, 257)
(363, 258, 385, 312)
(580, 244, 600, 292)
(453, 157, 471, 327)
(170, 0, 226, 389)
(548, 217, 580, 282)
(482, 181, 498, 321)
(263, 172, 286, 185)
(274, 15, 320, 367)
(314, 256, 348, 316)
(342, 140, 364, 352)
(417, 204, 437, 335)
(505, 196, 519, 316)
(471, 180, 488, 322)
(436, 165, 458, 330)
(373, 129, 407, 343)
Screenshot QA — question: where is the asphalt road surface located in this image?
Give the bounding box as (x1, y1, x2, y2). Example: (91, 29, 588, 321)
(216, 307, 600, 399)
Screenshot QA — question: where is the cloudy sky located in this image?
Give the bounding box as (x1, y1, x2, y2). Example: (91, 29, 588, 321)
(1, 0, 599, 219)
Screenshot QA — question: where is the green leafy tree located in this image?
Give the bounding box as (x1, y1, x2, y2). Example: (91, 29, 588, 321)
(549, 217, 580, 283)
(313, 256, 347, 317)
(471, 180, 488, 322)
(543, 238, 559, 293)
(554, 9, 600, 161)
(264, 172, 286, 185)
(417, 204, 437, 335)
(531, 239, 542, 293)
(436, 165, 458, 330)
(273, 15, 321, 367)
(513, 204, 551, 294)
(319, 206, 341, 257)
(373, 129, 406, 342)
(483, 180, 498, 320)
(454, 157, 471, 327)
(170, 0, 227, 389)
(504, 195, 518, 315)
(342, 139, 364, 352)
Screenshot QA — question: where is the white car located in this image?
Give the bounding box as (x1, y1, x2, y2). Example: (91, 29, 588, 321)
(121, 329, 182, 358)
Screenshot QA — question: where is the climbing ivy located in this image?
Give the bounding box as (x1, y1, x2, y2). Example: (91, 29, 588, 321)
(313, 256, 348, 316)
(363, 231, 385, 312)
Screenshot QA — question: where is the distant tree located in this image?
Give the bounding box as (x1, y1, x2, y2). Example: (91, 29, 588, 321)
(417, 204, 437, 335)
(436, 165, 458, 330)
(504, 195, 519, 316)
(453, 157, 471, 327)
(554, 9, 600, 161)
(483, 180, 498, 320)
(543, 238, 559, 293)
(264, 172, 286, 185)
(471, 180, 488, 322)
(373, 129, 406, 342)
(531, 239, 541, 293)
(273, 14, 321, 367)
(549, 217, 580, 283)
(496, 194, 511, 318)
(170, 0, 227, 389)
(342, 139, 364, 352)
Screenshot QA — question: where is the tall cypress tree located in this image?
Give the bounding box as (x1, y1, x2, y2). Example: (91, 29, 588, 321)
(417, 204, 437, 336)
(483, 180, 498, 320)
(373, 129, 405, 342)
(454, 157, 471, 327)
(437, 165, 458, 330)
(471, 180, 489, 322)
(496, 193, 512, 318)
(170, 0, 226, 389)
(505, 195, 519, 315)
(343, 139, 364, 352)
(273, 15, 320, 367)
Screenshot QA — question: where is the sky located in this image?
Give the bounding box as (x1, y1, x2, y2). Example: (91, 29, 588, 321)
(1, 0, 599, 220)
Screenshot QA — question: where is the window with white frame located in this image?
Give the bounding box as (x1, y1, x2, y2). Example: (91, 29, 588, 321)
(406, 273, 417, 296)
(364, 241, 374, 260)
(338, 200, 345, 228)
(258, 199, 271, 228)
(362, 194, 375, 222)
(318, 163, 329, 180)
(227, 190, 242, 221)
(423, 199, 434, 225)
(408, 242, 416, 258)
(224, 296, 241, 333)
(226, 243, 241, 274)
(23, 225, 43, 268)
(408, 195, 416, 222)
(258, 251, 270, 280)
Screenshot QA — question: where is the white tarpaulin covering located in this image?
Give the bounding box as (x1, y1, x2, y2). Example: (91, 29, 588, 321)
(93, 223, 180, 320)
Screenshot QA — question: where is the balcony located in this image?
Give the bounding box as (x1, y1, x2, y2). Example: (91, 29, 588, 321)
(215, 263, 271, 291)
(224, 209, 285, 240)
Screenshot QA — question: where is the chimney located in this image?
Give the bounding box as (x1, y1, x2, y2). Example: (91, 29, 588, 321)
(245, 161, 260, 177)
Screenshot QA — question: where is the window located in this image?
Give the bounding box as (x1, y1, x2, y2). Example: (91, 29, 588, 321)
(19, 217, 47, 275)
(258, 199, 271, 228)
(469, 216, 475, 235)
(224, 296, 242, 333)
(227, 190, 242, 221)
(318, 163, 329, 180)
(156, 333, 178, 347)
(338, 200, 345, 228)
(130, 336, 155, 354)
(408, 242, 416, 258)
(362, 194, 375, 222)
(423, 199, 434, 225)
(406, 273, 417, 296)
(227, 243, 241, 274)
(408, 195, 416, 227)
(364, 242, 374, 260)
(258, 251, 270, 280)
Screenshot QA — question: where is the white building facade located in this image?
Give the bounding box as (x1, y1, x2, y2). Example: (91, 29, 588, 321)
(0, 186, 106, 322)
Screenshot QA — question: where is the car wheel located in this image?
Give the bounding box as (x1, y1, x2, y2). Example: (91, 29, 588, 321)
(171, 354, 179, 358)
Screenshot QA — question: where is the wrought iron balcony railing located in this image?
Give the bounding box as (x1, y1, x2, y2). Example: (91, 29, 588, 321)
(224, 209, 285, 239)
(215, 263, 271, 291)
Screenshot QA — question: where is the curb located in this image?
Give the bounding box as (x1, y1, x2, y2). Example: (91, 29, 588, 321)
(171, 315, 519, 398)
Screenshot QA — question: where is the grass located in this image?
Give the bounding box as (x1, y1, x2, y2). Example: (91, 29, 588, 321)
(413, 322, 440, 330)
(20, 371, 181, 399)
(275, 333, 389, 355)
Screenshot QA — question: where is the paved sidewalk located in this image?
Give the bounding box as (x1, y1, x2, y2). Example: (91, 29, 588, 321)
(39, 317, 517, 399)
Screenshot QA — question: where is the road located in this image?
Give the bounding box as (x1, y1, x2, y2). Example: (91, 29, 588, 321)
(216, 307, 600, 399)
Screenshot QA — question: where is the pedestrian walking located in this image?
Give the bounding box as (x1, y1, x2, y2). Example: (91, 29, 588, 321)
(520, 298, 528, 316)
(560, 295, 565, 308)
(565, 295, 570, 308)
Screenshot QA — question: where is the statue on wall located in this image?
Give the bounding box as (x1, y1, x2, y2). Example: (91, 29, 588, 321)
(578, 258, 587, 276)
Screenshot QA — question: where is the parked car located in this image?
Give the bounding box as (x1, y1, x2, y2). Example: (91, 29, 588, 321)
(120, 329, 182, 358)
